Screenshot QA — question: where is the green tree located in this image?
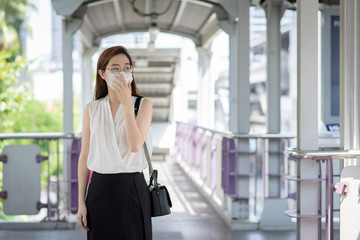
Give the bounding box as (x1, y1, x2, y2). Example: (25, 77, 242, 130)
(8, 98, 62, 133)
(0, 0, 35, 54)
(0, 48, 29, 131)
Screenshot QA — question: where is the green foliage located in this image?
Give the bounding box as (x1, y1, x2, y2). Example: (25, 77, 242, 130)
(8, 98, 62, 133)
(0, 48, 30, 131)
(0, 0, 35, 54)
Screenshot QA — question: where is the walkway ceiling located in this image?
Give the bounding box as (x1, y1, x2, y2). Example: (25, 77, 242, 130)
(51, 0, 340, 123)
(52, 0, 341, 48)
(51, 0, 239, 48)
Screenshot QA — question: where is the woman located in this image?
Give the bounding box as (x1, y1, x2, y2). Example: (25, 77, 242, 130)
(76, 46, 153, 240)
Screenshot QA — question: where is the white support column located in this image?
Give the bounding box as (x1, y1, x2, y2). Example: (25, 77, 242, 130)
(340, 1, 360, 238)
(81, 46, 98, 125)
(62, 18, 82, 213)
(260, 0, 293, 230)
(297, 1, 320, 239)
(197, 47, 214, 128)
(356, 0, 360, 156)
(265, 1, 282, 137)
(341, 0, 360, 166)
(228, 7, 250, 135)
(227, 0, 251, 222)
(63, 18, 82, 134)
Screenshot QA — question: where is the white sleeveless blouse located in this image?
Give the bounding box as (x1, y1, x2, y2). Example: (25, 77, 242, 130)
(87, 95, 152, 174)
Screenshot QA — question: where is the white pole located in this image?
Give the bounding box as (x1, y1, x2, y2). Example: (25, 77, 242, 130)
(297, 0, 320, 239)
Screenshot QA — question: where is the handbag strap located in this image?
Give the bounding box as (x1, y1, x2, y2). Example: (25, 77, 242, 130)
(134, 96, 142, 117)
(144, 142, 155, 183)
(134, 96, 154, 181)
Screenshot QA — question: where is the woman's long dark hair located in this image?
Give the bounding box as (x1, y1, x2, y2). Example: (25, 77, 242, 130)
(94, 46, 142, 100)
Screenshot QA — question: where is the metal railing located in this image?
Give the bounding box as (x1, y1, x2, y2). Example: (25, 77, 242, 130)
(285, 148, 360, 240)
(174, 121, 358, 237)
(0, 132, 76, 223)
(174, 122, 297, 221)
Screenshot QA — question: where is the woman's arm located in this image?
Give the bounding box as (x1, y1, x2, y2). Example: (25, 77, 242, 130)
(123, 98, 153, 152)
(76, 103, 90, 231)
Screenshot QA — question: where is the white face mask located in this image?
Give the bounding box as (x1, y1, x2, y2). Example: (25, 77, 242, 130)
(108, 72, 133, 89)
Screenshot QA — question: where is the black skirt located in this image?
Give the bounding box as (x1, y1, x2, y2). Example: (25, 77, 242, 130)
(86, 172, 152, 240)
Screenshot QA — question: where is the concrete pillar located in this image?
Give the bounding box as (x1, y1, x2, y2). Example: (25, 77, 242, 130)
(63, 18, 82, 134)
(265, 1, 282, 137)
(296, 0, 320, 239)
(81, 46, 98, 124)
(340, 1, 360, 238)
(197, 47, 214, 128)
(260, 0, 293, 230)
(62, 18, 82, 213)
(340, 0, 360, 166)
(220, 0, 251, 222)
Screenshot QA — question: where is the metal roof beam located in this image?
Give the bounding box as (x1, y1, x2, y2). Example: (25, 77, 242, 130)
(144, 0, 152, 26)
(113, 0, 125, 31)
(52, 0, 84, 16)
(196, 12, 220, 47)
(170, 0, 188, 30)
(94, 28, 200, 46)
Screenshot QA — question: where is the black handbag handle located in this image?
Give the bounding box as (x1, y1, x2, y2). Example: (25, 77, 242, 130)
(149, 169, 158, 186)
(134, 96, 155, 182)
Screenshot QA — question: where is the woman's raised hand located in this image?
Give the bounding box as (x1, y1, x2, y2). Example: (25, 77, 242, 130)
(109, 74, 132, 106)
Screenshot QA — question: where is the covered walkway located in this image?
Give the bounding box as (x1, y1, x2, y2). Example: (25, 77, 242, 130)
(2, 0, 360, 239)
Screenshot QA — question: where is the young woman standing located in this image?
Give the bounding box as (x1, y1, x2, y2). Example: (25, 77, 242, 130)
(76, 46, 153, 240)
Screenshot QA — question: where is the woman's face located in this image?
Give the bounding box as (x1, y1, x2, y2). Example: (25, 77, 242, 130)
(100, 53, 132, 85)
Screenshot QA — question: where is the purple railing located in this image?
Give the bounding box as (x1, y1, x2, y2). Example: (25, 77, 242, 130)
(174, 122, 298, 220)
(175, 122, 350, 237)
(69, 136, 95, 215)
(210, 133, 218, 195)
(70, 137, 81, 214)
(221, 137, 237, 197)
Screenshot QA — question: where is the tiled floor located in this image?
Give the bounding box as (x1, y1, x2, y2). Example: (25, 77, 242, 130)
(0, 160, 338, 240)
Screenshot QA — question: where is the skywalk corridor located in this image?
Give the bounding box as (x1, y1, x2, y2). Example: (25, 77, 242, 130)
(0, 158, 341, 240)
(1, 0, 360, 239)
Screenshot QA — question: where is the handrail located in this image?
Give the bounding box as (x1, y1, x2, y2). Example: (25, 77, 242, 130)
(176, 121, 297, 139)
(176, 121, 237, 138)
(286, 148, 360, 159)
(0, 132, 79, 222)
(177, 121, 338, 140)
(284, 147, 360, 240)
(0, 132, 75, 140)
(176, 121, 345, 233)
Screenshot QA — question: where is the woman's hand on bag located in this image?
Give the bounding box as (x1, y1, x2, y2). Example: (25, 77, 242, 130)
(77, 203, 89, 231)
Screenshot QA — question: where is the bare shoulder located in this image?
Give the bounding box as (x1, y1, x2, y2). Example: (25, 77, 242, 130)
(142, 98, 152, 108)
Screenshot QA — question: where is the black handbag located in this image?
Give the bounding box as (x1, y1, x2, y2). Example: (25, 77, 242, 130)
(134, 97, 172, 217)
(144, 144, 172, 217)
